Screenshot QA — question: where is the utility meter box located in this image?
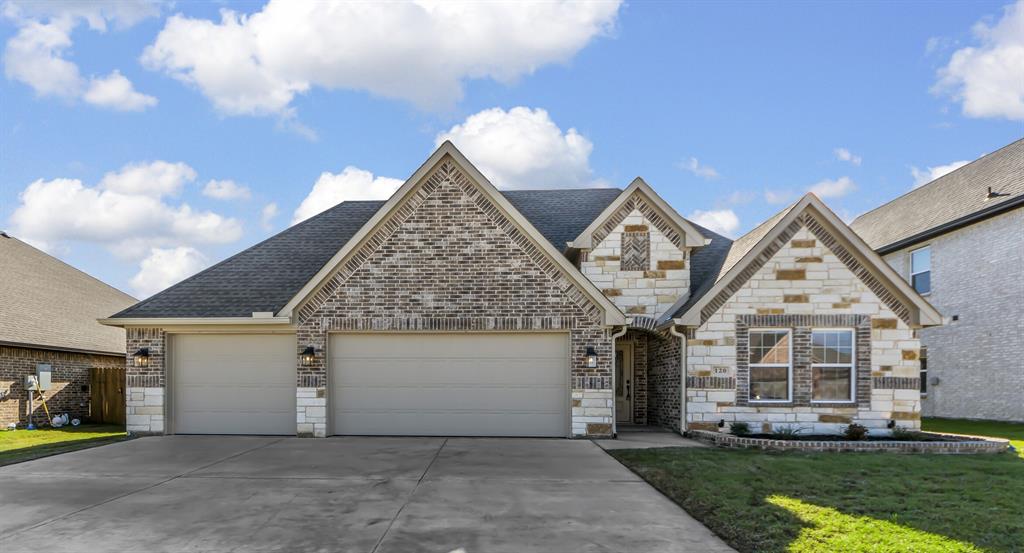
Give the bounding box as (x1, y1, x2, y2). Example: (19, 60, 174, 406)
(24, 375, 39, 391)
(36, 364, 52, 391)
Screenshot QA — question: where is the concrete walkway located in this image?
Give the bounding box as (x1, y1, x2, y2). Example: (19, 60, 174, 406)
(0, 435, 733, 553)
(594, 430, 708, 450)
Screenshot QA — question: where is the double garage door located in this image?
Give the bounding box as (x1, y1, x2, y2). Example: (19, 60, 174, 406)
(171, 333, 569, 437)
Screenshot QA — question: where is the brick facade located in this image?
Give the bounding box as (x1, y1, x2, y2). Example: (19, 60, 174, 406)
(883, 208, 1024, 422)
(296, 157, 614, 437)
(0, 345, 123, 427)
(581, 202, 691, 318)
(646, 330, 682, 431)
(685, 222, 922, 435)
(124, 327, 166, 434)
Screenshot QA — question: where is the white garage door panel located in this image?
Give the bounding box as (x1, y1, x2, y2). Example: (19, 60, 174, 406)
(173, 334, 295, 435)
(331, 333, 568, 437)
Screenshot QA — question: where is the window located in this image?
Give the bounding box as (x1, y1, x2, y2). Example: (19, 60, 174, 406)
(910, 246, 931, 294)
(811, 329, 855, 402)
(920, 346, 928, 396)
(749, 330, 791, 402)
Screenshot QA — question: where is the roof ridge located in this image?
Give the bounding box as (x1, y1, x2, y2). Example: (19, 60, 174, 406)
(853, 137, 1024, 223)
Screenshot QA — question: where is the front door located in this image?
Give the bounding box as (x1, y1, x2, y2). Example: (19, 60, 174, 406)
(615, 343, 633, 423)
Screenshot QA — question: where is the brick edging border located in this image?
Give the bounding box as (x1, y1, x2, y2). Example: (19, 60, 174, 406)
(687, 429, 1009, 454)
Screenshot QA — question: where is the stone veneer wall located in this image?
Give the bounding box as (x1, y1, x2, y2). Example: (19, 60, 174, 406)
(647, 330, 682, 431)
(581, 208, 690, 318)
(883, 208, 1024, 422)
(686, 224, 922, 435)
(297, 158, 614, 438)
(124, 327, 166, 434)
(0, 345, 123, 427)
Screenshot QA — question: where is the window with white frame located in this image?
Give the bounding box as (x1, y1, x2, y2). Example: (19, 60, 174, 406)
(910, 246, 931, 295)
(748, 329, 791, 402)
(811, 329, 855, 402)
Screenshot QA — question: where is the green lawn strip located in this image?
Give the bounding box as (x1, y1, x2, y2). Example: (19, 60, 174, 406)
(923, 417, 1024, 457)
(0, 425, 128, 466)
(610, 447, 1023, 553)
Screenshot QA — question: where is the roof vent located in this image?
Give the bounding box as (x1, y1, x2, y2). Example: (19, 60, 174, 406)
(986, 187, 1010, 199)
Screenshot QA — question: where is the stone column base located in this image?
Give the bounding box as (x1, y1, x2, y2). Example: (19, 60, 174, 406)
(126, 386, 164, 434)
(297, 387, 326, 437)
(572, 388, 613, 437)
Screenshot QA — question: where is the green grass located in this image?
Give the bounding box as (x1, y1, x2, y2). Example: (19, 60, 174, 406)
(0, 424, 127, 466)
(610, 446, 1023, 553)
(923, 417, 1024, 457)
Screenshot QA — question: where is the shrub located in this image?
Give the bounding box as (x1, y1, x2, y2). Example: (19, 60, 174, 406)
(730, 422, 751, 436)
(843, 423, 870, 441)
(771, 425, 804, 440)
(891, 426, 925, 441)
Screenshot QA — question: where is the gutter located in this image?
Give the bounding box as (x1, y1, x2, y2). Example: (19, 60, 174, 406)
(0, 340, 125, 358)
(874, 194, 1024, 255)
(668, 324, 688, 433)
(98, 316, 293, 327)
(609, 325, 628, 437)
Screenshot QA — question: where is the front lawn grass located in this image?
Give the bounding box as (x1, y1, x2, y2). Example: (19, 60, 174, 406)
(0, 424, 127, 466)
(611, 446, 1022, 553)
(923, 417, 1024, 457)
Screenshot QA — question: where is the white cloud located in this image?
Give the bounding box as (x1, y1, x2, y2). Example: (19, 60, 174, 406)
(808, 176, 857, 199)
(292, 167, 403, 224)
(99, 160, 196, 197)
(2, 0, 159, 109)
(83, 70, 158, 111)
(141, 1, 620, 121)
(9, 162, 242, 255)
(203, 179, 252, 200)
(688, 209, 740, 238)
(726, 190, 756, 204)
(834, 147, 862, 166)
(260, 202, 278, 230)
(933, 0, 1024, 120)
(679, 157, 720, 180)
(130, 246, 208, 298)
(435, 106, 596, 189)
(911, 160, 971, 188)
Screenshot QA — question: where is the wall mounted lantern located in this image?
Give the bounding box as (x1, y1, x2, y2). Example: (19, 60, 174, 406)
(300, 346, 317, 366)
(133, 348, 150, 368)
(585, 347, 598, 368)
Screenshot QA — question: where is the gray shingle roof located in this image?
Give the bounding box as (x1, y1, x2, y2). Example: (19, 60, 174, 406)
(851, 138, 1024, 251)
(0, 234, 136, 354)
(661, 203, 804, 323)
(113, 189, 623, 319)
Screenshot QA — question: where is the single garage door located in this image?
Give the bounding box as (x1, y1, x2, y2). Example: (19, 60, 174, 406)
(172, 334, 295, 435)
(330, 333, 568, 437)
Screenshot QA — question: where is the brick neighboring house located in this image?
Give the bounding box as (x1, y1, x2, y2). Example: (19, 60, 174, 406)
(0, 233, 136, 427)
(102, 142, 940, 438)
(851, 138, 1024, 423)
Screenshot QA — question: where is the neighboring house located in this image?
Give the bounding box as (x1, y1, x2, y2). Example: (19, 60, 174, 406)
(102, 142, 939, 438)
(851, 138, 1024, 423)
(0, 233, 136, 427)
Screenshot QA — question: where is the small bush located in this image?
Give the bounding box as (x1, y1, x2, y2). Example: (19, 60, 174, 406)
(730, 422, 751, 436)
(771, 425, 804, 440)
(843, 423, 870, 441)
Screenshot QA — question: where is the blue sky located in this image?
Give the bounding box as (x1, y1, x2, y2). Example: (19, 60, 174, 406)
(1, 0, 1021, 299)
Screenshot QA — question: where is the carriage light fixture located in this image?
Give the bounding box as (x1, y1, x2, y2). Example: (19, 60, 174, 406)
(300, 346, 317, 366)
(132, 348, 150, 368)
(585, 347, 598, 368)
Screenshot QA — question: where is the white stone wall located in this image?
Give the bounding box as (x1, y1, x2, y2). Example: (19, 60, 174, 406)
(571, 389, 612, 437)
(581, 209, 690, 318)
(882, 208, 1024, 422)
(296, 387, 326, 437)
(687, 226, 921, 435)
(126, 386, 164, 434)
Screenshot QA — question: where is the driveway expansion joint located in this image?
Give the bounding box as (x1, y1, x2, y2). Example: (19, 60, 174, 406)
(370, 437, 448, 553)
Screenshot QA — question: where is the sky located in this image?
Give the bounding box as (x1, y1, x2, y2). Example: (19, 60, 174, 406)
(1, 0, 1022, 300)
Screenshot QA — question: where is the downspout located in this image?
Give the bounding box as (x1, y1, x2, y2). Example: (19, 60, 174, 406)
(610, 325, 628, 437)
(669, 323, 687, 434)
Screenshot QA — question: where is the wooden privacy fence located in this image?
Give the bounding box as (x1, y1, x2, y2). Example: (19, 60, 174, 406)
(90, 367, 125, 425)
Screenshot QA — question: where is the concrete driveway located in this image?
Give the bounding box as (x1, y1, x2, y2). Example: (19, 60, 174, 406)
(0, 436, 732, 553)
